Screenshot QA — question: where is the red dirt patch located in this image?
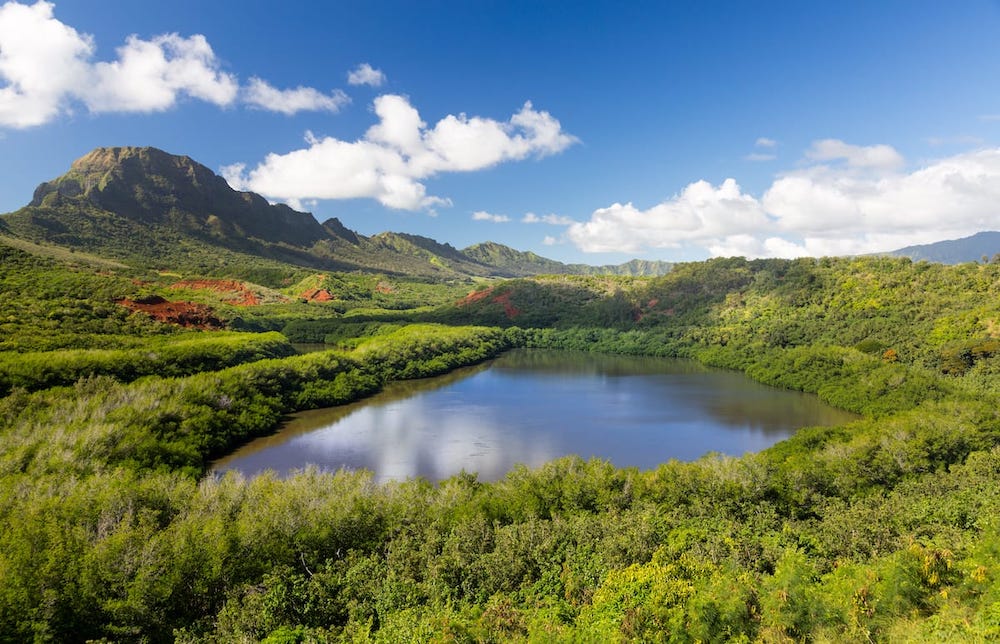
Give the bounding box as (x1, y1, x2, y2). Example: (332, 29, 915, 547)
(457, 287, 520, 318)
(375, 281, 395, 294)
(301, 288, 335, 302)
(491, 292, 521, 319)
(117, 296, 223, 329)
(171, 279, 261, 306)
(457, 287, 495, 307)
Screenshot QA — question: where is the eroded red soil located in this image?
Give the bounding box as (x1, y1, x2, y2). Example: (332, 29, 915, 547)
(457, 287, 495, 306)
(300, 288, 335, 302)
(491, 291, 521, 319)
(117, 296, 223, 329)
(456, 287, 520, 318)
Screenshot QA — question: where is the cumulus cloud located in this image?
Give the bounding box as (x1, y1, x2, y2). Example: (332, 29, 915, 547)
(86, 33, 238, 112)
(522, 212, 574, 225)
(472, 210, 510, 223)
(763, 147, 1000, 251)
(0, 1, 347, 127)
(244, 77, 349, 115)
(347, 62, 386, 87)
(804, 138, 904, 170)
(566, 143, 1000, 259)
(0, 0, 96, 127)
(225, 94, 577, 211)
(567, 178, 770, 253)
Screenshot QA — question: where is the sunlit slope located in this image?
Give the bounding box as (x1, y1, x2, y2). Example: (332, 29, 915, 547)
(1, 146, 669, 282)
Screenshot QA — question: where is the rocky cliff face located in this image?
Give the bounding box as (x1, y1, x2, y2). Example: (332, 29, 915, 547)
(29, 146, 329, 248)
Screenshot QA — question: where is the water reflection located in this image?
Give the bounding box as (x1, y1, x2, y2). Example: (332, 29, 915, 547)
(211, 349, 859, 482)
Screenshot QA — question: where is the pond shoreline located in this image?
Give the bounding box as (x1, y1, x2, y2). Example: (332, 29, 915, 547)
(212, 348, 860, 482)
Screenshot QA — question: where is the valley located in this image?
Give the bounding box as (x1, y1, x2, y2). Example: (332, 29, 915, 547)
(0, 148, 999, 641)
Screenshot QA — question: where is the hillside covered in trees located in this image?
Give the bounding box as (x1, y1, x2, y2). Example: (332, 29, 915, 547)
(1, 219, 999, 642)
(1, 144, 999, 642)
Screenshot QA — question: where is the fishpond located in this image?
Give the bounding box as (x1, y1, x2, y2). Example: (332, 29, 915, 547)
(211, 349, 859, 482)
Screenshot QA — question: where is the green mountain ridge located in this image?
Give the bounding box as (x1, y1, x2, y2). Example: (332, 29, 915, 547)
(464, 241, 673, 276)
(2, 146, 672, 282)
(883, 230, 1000, 264)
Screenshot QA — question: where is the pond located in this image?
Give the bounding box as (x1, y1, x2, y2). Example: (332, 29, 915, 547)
(210, 349, 859, 482)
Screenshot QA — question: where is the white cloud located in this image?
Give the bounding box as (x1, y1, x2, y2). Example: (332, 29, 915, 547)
(567, 178, 770, 253)
(225, 94, 578, 211)
(567, 143, 1000, 259)
(0, 0, 93, 127)
(244, 77, 349, 115)
(472, 210, 510, 223)
(763, 147, 1000, 250)
(523, 212, 574, 225)
(347, 62, 386, 87)
(404, 100, 578, 176)
(542, 235, 559, 246)
(365, 94, 427, 157)
(745, 137, 778, 162)
(86, 33, 238, 112)
(805, 138, 904, 170)
(0, 1, 346, 127)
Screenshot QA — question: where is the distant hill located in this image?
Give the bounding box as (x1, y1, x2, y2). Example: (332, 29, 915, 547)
(883, 231, 1000, 264)
(463, 242, 672, 276)
(1, 146, 671, 282)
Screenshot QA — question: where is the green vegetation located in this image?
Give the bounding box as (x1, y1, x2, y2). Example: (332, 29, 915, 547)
(0, 332, 295, 395)
(2, 190, 1000, 640)
(3, 147, 669, 283)
(463, 241, 673, 276)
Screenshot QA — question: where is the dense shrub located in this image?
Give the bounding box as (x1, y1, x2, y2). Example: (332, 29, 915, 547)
(2, 250, 1000, 641)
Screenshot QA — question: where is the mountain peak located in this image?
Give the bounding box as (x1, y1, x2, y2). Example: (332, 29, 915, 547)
(69, 146, 193, 172)
(33, 146, 223, 209)
(31, 146, 222, 206)
(26, 146, 329, 248)
(4, 147, 673, 280)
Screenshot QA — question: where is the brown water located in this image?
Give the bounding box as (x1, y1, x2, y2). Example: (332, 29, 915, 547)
(211, 349, 859, 482)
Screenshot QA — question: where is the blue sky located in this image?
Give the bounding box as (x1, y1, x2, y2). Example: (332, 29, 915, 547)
(2, 1, 1000, 264)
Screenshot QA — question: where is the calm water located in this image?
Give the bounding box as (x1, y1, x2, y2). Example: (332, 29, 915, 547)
(211, 349, 858, 482)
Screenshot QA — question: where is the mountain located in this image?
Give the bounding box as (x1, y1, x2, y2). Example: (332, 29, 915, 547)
(883, 231, 1000, 264)
(4, 146, 338, 275)
(30, 147, 329, 247)
(463, 242, 672, 276)
(2, 146, 672, 282)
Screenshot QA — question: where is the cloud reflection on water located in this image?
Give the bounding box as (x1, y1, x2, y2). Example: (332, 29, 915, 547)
(212, 350, 858, 482)
(288, 397, 558, 483)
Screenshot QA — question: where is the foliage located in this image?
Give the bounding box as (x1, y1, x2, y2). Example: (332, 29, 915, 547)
(0, 332, 295, 395)
(1, 246, 1000, 641)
